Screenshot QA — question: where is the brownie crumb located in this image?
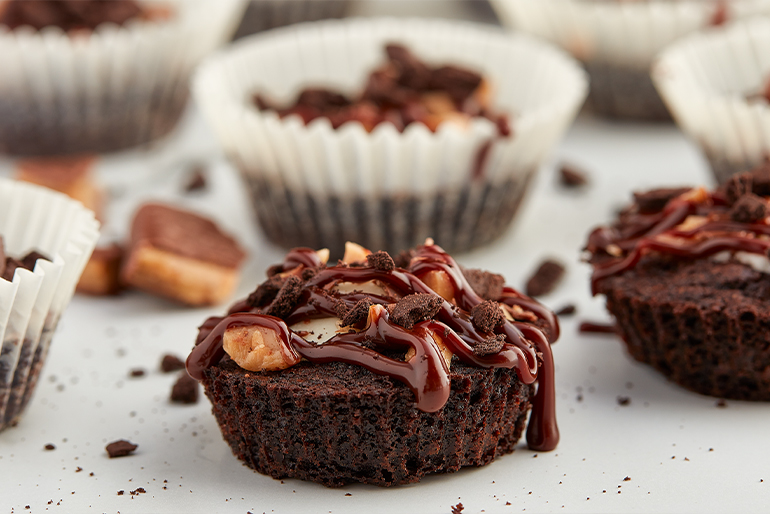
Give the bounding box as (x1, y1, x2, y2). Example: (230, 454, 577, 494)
(247, 275, 285, 309)
(473, 334, 507, 357)
(340, 298, 373, 328)
(366, 251, 395, 272)
(129, 368, 145, 378)
(470, 300, 503, 332)
(579, 321, 617, 334)
(623, 476, 631, 481)
(716, 399, 727, 408)
(525, 259, 565, 297)
(184, 166, 207, 193)
(724, 172, 754, 205)
(265, 276, 304, 318)
(451, 502, 464, 514)
(555, 304, 577, 317)
(559, 164, 588, 187)
(44, 443, 55, 451)
(389, 293, 443, 330)
(729, 193, 767, 223)
(170, 373, 199, 404)
(461, 267, 504, 300)
(393, 249, 415, 269)
(634, 187, 691, 214)
(106, 440, 137, 458)
(160, 354, 185, 373)
(617, 396, 631, 406)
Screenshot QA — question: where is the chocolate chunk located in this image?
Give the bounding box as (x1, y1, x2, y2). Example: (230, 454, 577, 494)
(301, 267, 319, 281)
(265, 276, 304, 318)
(579, 321, 617, 334)
(473, 334, 506, 357)
(451, 503, 465, 514)
(729, 193, 767, 223)
(749, 164, 770, 197)
(461, 267, 504, 301)
(247, 275, 285, 308)
(129, 368, 145, 378)
(555, 304, 577, 317)
(160, 354, 185, 373)
(430, 66, 482, 105)
(559, 164, 588, 187)
(296, 88, 351, 110)
(525, 260, 565, 297)
(362, 70, 414, 108)
(105, 439, 137, 458)
(340, 298, 373, 328)
(265, 264, 284, 277)
(184, 166, 207, 193)
(386, 44, 431, 90)
(389, 293, 443, 330)
(470, 300, 503, 332)
(366, 251, 395, 272)
(724, 172, 754, 205)
(617, 396, 631, 406)
(170, 373, 198, 404)
(44, 444, 55, 451)
(633, 187, 691, 214)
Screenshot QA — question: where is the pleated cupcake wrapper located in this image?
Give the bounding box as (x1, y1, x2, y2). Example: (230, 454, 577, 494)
(0, 179, 100, 431)
(652, 17, 770, 184)
(490, 0, 770, 119)
(0, 0, 246, 156)
(194, 18, 587, 255)
(232, 0, 350, 38)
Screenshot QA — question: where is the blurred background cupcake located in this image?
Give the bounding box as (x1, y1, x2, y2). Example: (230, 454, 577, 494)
(194, 17, 587, 257)
(0, 179, 99, 431)
(232, 0, 350, 38)
(0, 0, 245, 157)
(653, 16, 770, 184)
(490, 0, 770, 121)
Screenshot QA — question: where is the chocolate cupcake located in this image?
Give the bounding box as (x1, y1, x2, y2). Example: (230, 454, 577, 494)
(194, 18, 587, 256)
(0, 179, 99, 431)
(586, 165, 770, 400)
(187, 241, 560, 486)
(492, 0, 770, 120)
(0, 0, 244, 156)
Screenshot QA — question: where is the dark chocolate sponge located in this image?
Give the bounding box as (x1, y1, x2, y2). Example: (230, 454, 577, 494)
(202, 358, 533, 487)
(596, 255, 770, 401)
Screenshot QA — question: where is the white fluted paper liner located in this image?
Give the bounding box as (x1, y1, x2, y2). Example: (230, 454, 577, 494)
(0, 0, 246, 156)
(194, 18, 587, 254)
(652, 17, 770, 183)
(0, 179, 99, 430)
(232, 0, 350, 38)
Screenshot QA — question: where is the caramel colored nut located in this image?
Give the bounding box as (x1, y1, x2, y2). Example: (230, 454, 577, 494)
(316, 248, 330, 265)
(421, 270, 454, 302)
(223, 325, 296, 372)
(405, 329, 453, 370)
(342, 242, 372, 265)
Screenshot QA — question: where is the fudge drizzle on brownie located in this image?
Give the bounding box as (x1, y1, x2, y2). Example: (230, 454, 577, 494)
(188, 241, 559, 452)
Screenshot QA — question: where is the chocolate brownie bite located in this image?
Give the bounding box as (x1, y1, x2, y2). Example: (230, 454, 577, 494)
(188, 240, 560, 486)
(585, 165, 770, 400)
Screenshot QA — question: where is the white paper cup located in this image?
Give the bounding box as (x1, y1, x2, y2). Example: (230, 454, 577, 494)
(232, 0, 350, 38)
(491, 0, 770, 120)
(0, 0, 246, 157)
(652, 17, 770, 183)
(0, 179, 99, 431)
(194, 17, 587, 256)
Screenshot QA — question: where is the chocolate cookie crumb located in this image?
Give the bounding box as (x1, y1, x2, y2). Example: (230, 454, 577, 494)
(634, 187, 691, 214)
(341, 298, 373, 328)
(389, 293, 443, 330)
(725, 171, 754, 205)
(451, 502, 464, 514)
(473, 334, 506, 357)
(105, 440, 137, 458)
(729, 193, 767, 223)
(623, 476, 631, 481)
(129, 368, 145, 378)
(526, 259, 565, 297)
(555, 304, 577, 317)
(247, 275, 285, 308)
(170, 373, 199, 404)
(184, 166, 207, 193)
(160, 354, 185, 373)
(393, 249, 415, 269)
(716, 399, 727, 408)
(461, 267, 504, 300)
(617, 396, 631, 406)
(44, 443, 55, 451)
(559, 164, 588, 187)
(579, 321, 617, 334)
(470, 300, 503, 332)
(366, 251, 395, 272)
(265, 276, 304, 318)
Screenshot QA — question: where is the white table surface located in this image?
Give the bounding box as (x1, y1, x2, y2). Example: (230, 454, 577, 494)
(4, 2, 770, 513)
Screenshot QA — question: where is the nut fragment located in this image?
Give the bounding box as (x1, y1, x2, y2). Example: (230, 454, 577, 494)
(405, 330, 453, 369)
(223, 325, 296, 372)
(342, 242, 372, 265)
(421, 270, 454, 302)
(316, 248, 330, 265)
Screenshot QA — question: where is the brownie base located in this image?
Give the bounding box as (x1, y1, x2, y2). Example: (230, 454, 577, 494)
(242, 172, 533, 258)
(596, 256, 770, 401)
(583, 61, 671, 121)
(202, 358, 534, 487)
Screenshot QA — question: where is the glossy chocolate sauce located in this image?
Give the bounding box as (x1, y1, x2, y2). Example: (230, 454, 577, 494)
(188, 244, 560, 451)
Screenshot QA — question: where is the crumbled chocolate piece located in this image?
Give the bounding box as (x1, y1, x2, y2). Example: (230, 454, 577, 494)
(579, 321, 617, 334)
(296, 88, 351, 110)
(265, 276, 304, 318)
(473, 334, 506, 357)
(3, 258, 23, 281)
(749, 165, 770, 197)
(730, 193, 767, 223)
(117, 490, 124, 496)
(301, 267, 319, 281)
(555, 304, 577, 317)
(366, 251, 395, 272)
(129, 368, 145, 378)
(340, 298, 373, 328)
(617, 396, 631, 406)
(247, 275, 285, 308)
(623, 476, 631, 482)
(633, 187, 691, 214)
(170, 373, 198, 404)
(160, 354, 185, 373)
(559, 164, 588, 187)
(386, 44, 432, 90)
(21, 250, 46, 271)
(105, 440, 137, 458)
(389, 293, 443, 330)
(461, 267, 504, 301)
(393, 249, 415, 269)
(470, 300, 503, 332)
(265, 264, 284, 277)
(430, 65, 482, 105)
(184, 166, 207, 193)
(451, 502, 465, 514)
(724, 172, 754, 205)
(525, 260, 565, 297)
(44, 443, 55, 451)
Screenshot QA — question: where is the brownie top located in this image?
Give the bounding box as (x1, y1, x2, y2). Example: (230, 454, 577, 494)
(0, 0, 145, 32)
(188, 241, 560, 451)
(130, 203, 245, 269)
(585, 163, 770, 294)
(254, 44, 511, 136)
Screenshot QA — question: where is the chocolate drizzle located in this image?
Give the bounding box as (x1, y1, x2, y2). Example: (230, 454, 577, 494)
(187, 243, 559, 451)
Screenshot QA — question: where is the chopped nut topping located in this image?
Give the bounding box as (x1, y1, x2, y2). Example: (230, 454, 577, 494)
(421, 270, 454, 302)
(342, 242, 372, 265)
(223, 325, 296, 372)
